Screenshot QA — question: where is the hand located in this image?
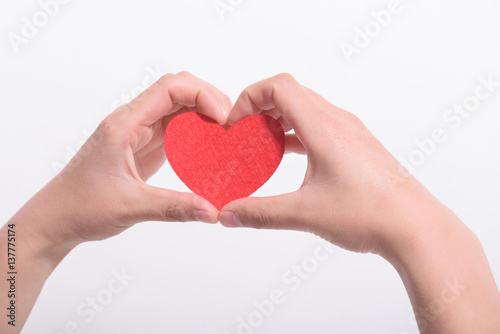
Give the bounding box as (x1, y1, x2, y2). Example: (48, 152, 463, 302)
(26, 72, 232, 252)
(1, 72, 235, 333)
(219, 74, 500, 333)
(218, 73, 442, 257)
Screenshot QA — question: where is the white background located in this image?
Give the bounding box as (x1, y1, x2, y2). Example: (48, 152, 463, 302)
(1, 0, 500, 333)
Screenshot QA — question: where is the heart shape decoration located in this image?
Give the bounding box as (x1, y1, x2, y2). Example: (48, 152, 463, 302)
(164, 112, 285, 210)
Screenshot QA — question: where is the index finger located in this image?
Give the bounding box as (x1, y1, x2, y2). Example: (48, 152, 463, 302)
(228, 73, 326, 144)
(126, 72, 230, 126)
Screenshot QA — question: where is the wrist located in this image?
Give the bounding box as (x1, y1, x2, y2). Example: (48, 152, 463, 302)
(380, 203, 500, 332)
(374, 176, 468, 264)
(380, 202, 471, 267)
(10, 181, 83, 271)
(0, 182, 81, 332)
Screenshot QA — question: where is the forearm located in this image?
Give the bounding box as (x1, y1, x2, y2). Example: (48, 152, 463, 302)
(0, 184, 78, 333)
(386, 206, 500, 333)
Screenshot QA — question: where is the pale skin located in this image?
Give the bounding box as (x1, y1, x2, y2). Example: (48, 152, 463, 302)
(1, 73, 499, 333)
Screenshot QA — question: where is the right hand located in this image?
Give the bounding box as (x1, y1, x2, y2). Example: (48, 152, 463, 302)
(219, 73, 463, 259)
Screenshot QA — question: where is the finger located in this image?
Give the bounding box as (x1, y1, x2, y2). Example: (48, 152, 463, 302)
(261, 109, 281, 119)
(219, 192, 306, 231)
(125, 73, 229, 126)
(277, 116, 293, 132)
(260, 108, 293, 132)
(285, 134, 306, 155)
(131, 184, 219, 224)
(134, 144, 167, 181)
(228, 73, 327, 148)
(177, 71, 233, 114)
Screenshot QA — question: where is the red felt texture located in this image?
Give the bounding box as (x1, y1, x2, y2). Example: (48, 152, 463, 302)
(164, 112, 285, 210)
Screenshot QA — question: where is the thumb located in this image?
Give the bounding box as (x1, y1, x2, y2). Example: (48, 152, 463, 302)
(219, 192, 305, 230)
(130, 185, 219, 224)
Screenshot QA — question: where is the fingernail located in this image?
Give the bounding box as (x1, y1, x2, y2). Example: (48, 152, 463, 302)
(219, 100, 229, 118)
(193, 210, 216, 224)
(219, 211, 243, 228)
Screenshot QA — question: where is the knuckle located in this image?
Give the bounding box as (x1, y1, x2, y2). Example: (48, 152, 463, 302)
(343, 110, 367, 130)
(162, 203, 189, 222)
(156, 73, 176, 86)
(96, 111, 131, 145)
(111, 103, 130, 114)
(273, 73, 297, 87)
(176, 71, 193, 78)
(250, 207, 274, 230)
(97, 115, 117, 136)
(161, 194, 199, 222)
(242, 87, 252, 101)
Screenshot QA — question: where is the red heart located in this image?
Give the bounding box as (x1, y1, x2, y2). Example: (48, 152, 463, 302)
(164, 112, 285, 210)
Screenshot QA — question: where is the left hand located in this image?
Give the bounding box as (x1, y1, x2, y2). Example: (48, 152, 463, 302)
(23, 72, 232, 253)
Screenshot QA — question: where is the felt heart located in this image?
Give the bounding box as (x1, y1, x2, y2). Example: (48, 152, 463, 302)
(164, 112, 285, 210)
